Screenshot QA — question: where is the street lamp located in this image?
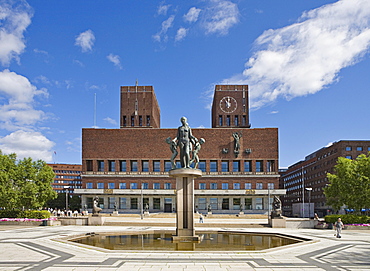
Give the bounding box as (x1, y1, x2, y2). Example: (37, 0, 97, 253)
(64, 186, 70, 211)
(305, 187, 313, 218)
(140, 183, 143, 220)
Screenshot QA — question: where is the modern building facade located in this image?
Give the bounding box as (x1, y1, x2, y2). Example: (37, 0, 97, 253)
(75, 84, 284, 214)
(47, 163, 82, 193)
(281, 140, 370, 217)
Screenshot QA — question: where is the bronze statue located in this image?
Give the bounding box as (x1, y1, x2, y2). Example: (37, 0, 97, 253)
(165, 137, 178, 169)
(233, 132, 241, 158)
(190, 137, 205, 169)
(271, 196, 282, 218)
(176, 117, 196, 168)
(92, 196, 102, 214)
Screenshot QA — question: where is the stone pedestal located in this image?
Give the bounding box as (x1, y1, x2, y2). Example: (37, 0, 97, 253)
(112, 211, 119, 216)
(169, 168, 202, 241)
(88, 215, 105, 226)
(269, 216, 286, 228)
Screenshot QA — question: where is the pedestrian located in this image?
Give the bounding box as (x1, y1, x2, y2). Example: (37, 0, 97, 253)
(199, 214, 204, 223)
(334, 218, 344, 238)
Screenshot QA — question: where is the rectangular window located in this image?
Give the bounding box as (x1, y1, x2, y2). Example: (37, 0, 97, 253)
(119, 197, 127, 209)
(139, 116, 142, 126)
(256, 160, 263, 172)
(153, 183, 160, 189)
(268, 183, 274, 189)
(122, 116, 127, 127)
(142, 160, 149, 172)
(346, 155, 352, 159)
(198, 161, 206, 172)
(210, 183, 217, 189)
(97, 183, 104, 189)
(130, 198, 138, 209)
(131, 116, 135, 126)
(153, 198, 160, 209)
(165, 161, 172, 172)
(86, 182, 93, 189)
(267, 160, 275, 172)
(245, 183, 251, 189)
(86, 197, 93, 208)
(222, 183, 229, 190)
(222, 198, 229, 210)
(119, 183, 126, 189)
(198, 198, 206, 210)
(242, 115, 246, 126)
(255, 198, 263, 209)
(146, 116, 151, 126)
(142, 198, 149, 209)
(210, 161, 217, 172)
(244, 161, 252, 172)
(226, 115, 231, 126)
(164, 183, 172, 189)
(130, 183, 138, 189)
(233, 161, 240, 172)
(97, 160, 104, 172)
(234, 115, 239, 126)
(233, 183, 240, 189)
(153, 161, 160, 172)
(176, 161, 181, 168)
(199, 183, 206, 190)
(221, 161, 229, 172)
(357, 146, 363, 151)
(108, 183, 115, 189)
(131, 160, 138, 172)
(210, 198, 218, 210)
(108, 160, 116, 172)
(120, 160, 127, 172)
(142, 183, 149, 189)
(109, 197, 116, 209)
(233, 198, 241, 210)
(219, 115, 223, 126)
(346, 146, 352, 151)
(245, 198, 252, 210)
(256, 183, 263, 190)
(86, 160, 93, 171)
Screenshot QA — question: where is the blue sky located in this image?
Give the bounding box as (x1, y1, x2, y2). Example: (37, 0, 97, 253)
(0, 0, 369, 168)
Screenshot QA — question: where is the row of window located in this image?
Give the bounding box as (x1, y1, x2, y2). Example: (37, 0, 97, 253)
(87, 197, 269, 210)
(85, 182, 275, 190)
(87, 159, 276, 173)
(54, 170, 81, 174)
(218, 115, 247, 127)
(55, 175, 81, 179)
(53, 180, 82, 184)
(122, 115, 151, 127)
(345, 146, 370, 151)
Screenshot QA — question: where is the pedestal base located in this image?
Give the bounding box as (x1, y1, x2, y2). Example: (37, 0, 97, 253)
(88, 215, 105, 226)
(112, 211, 119, 216)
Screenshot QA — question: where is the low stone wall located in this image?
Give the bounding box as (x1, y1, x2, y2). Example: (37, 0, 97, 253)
(269, 217, 315, 228)
(58, 217, 88, 226)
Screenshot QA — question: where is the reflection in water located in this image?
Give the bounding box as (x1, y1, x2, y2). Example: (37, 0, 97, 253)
(72, 232, 301, 251)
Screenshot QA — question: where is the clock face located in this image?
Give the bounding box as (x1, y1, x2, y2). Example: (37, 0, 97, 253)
(220, 96, 237, 113)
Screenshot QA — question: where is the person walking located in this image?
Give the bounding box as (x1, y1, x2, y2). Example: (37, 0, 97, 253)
(199, 214, 204, 223)
(334, 218, 344, 238)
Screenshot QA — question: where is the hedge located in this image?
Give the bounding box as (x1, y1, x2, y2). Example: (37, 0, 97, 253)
(0, 210, 50, 219)
(325, 214, 370, 224)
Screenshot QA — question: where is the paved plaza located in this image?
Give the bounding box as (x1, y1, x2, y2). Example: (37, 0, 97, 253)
(0, 218, 369, 271)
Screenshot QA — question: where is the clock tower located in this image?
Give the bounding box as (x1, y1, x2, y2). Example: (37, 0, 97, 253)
(211, 85, 250, 128)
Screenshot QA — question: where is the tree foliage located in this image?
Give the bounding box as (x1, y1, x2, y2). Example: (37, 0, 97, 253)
(47, 193, 81, 211)
(324, 154, 370, 214)
(0, 151, 57, 210)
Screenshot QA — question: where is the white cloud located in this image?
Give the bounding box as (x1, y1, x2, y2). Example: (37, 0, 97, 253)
(0, 130, 55, 162)
(75, 29, 95, 52)
(175, 27, 188, 42)
(203, 0, 239, 36)
(153, 15, 175, 43)
(0, 69, 48, 130)
(104, 117, 117, 125)
(157, 2, 171, 16)
(184, 7, 201, 23)
(107, 53, 122, 69)
(0, 1, 33, 66)
(221, 0, 370, 109)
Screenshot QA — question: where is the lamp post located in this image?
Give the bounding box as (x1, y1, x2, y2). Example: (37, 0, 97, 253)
(64, 186, 70, 211)
(302, 167, 305, 217)
(140, 183, 143, 220)
(305, 187, 313, 218)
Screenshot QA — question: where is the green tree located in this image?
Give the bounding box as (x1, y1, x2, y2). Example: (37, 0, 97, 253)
(0, 151, 57, 210)
(325, 154, 370, 214)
